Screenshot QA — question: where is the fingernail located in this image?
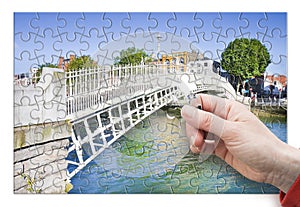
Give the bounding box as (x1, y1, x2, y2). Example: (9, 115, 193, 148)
(181, 105, 197, 120)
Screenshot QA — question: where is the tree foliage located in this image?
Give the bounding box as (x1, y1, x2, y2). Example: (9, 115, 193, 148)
(68, 55, 98, 70)
(38, 63, 57, 69)
(221, 38, 271, 80)
(114, 47, 152, 65)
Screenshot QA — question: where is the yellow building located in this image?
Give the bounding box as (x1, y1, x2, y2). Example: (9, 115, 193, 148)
(160, 51, 204, 72)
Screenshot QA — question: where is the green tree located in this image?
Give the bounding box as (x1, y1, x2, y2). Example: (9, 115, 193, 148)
(114, 47, 152, 65)
(68, 55, 98, 70)
(221, 38, 271, 80)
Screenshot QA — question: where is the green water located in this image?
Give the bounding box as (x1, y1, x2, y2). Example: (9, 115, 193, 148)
(69, 108, 286, 194)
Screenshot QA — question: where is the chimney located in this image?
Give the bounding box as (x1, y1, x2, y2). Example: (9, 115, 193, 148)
(58, 56, 64, 69)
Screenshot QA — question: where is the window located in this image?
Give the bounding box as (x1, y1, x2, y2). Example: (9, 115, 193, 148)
(172, 58, 176, 64)
(180, 57, 184, 64)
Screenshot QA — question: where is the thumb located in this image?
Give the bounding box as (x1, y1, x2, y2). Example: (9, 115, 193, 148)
(181, 105, 227, 139)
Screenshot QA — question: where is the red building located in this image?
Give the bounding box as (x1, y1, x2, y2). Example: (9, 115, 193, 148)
(265, 74, 287, 87)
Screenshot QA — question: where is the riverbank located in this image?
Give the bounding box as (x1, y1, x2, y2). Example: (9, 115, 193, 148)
(251, 106, 287, 123)
(14, 121, 72, 193)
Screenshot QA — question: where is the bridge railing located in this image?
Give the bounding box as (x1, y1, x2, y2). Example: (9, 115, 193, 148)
(64, 64, 186, 116)
(64, 62, 247, 117)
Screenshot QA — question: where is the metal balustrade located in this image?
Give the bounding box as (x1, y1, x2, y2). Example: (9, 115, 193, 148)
(14, 63, 246, 179)
(64, 64, 186, 117)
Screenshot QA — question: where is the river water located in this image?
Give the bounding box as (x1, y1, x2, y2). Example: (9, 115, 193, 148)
(68, 108, 287, 194)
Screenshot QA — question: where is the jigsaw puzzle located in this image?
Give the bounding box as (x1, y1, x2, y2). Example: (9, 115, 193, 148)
(14, 12, 287, 195)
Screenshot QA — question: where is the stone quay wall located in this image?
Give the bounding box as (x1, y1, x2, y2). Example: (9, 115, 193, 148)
(14, 121, 72, 194)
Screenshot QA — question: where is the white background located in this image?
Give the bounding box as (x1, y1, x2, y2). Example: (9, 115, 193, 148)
(1, 0, 299, 206)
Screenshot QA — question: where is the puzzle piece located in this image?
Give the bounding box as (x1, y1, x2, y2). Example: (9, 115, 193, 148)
(103, 12, 131, 41)
(167, 12, 203, 37)
(239, 12, 267, 39)
(15, 32, 43, 61)
(14, 12, 287, 196)
(191, 31, 226, 61)
(122, 12, 157, 35)
(30, 12, 66, 38)
(261, 28, 287, 65)
(34, 28, 62, 65)
(213, 12, 248, 38)
(54, 31, 89, 59)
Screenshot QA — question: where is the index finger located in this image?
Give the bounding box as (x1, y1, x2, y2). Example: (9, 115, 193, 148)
(191, 94, 229, 119)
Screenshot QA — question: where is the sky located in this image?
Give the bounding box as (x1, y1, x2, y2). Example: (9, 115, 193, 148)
(14, 12, 287, 76)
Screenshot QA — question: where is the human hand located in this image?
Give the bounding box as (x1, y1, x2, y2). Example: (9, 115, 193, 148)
(181, 94, 300, 193)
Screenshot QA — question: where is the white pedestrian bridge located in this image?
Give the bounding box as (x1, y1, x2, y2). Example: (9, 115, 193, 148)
(14, 63, 250, 179)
